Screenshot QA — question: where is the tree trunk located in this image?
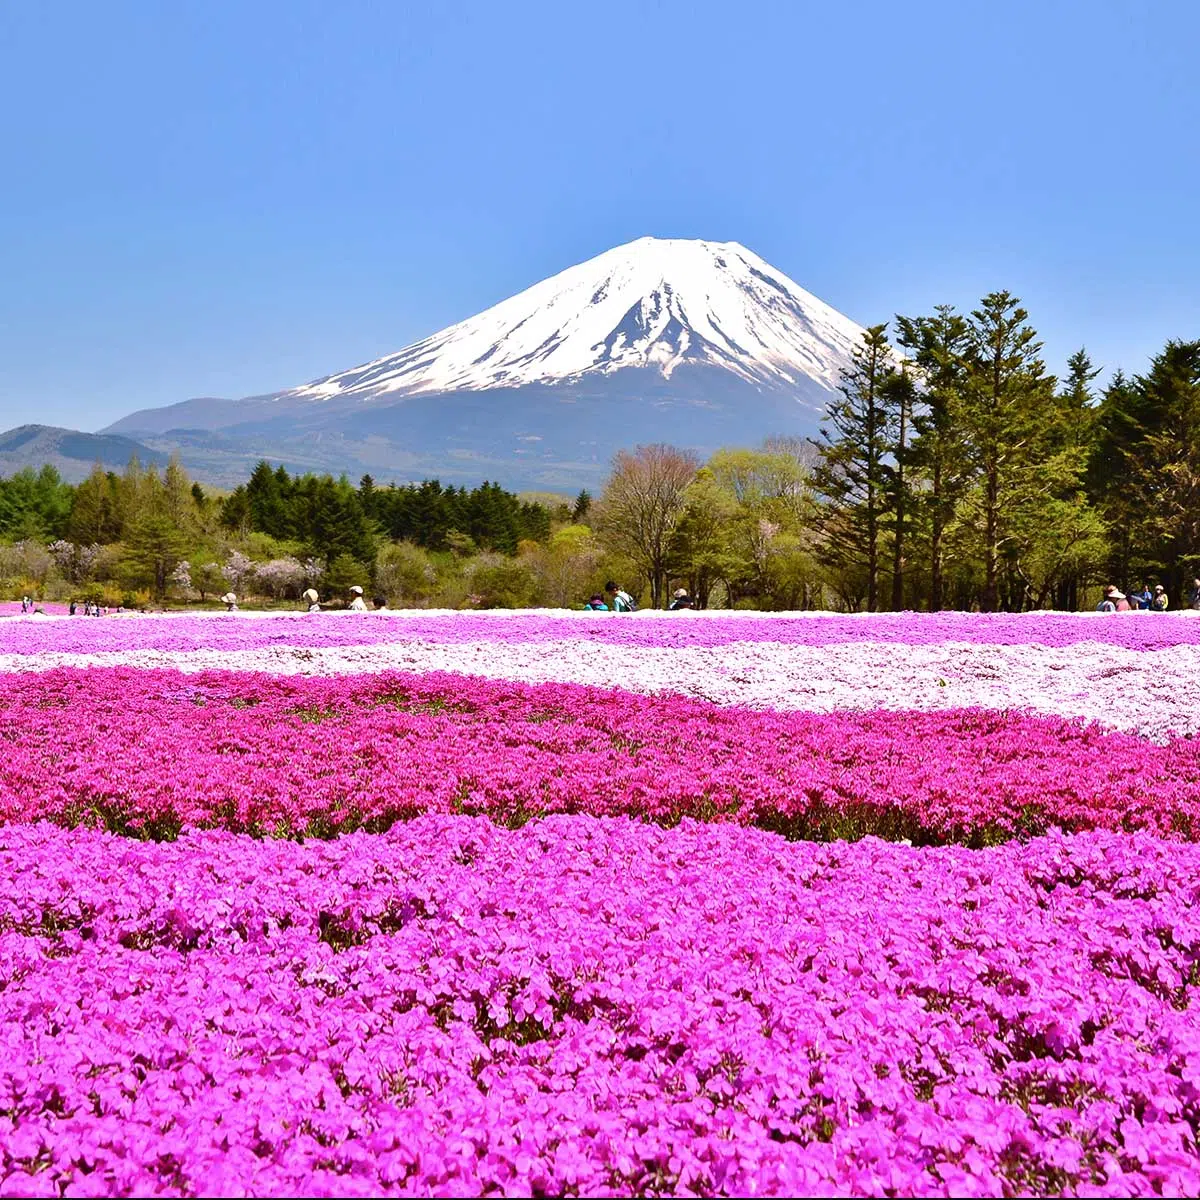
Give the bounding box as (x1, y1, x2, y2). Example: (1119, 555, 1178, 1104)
(890, 396, 908, 611)
(929, 458, 944, 612)
(866, 499, 878, 612)
(981, 465, 999, 612)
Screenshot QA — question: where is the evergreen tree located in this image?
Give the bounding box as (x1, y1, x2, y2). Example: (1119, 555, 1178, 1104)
(307, 476, 375, 566)
(163, 454, 197, 535)
(68, 464, 120, 544)
(1099, 341, 1200, 601)
(959, 293, 1057, 611)
(881, 368, 917, 610)
(126, 514, 188, 598)
(895, 306, 971, 612)
(1043, 349, 1104, 609)
(245, 461, 292, 539)
(1058, 349, 1102, 454)
(810, 324, 896, 611)
(219, 486, 253, 537)
(0, 465, 73, 540)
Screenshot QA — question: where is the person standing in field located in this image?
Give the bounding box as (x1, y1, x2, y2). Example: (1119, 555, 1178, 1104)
(1152, 585, 1169, 611)
(347, 585, 368, 611)
(1190, 578, 1200, 610)
(302, 587, 320, 612)
(668, 588, 694, 611)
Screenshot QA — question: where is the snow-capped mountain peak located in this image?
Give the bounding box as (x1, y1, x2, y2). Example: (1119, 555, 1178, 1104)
(101, 237, 869, 491)
(284, 237, 865, 403)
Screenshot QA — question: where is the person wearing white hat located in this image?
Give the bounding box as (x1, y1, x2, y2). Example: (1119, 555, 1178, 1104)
(302, 587, 320, 612)
(220, 592, 238, 612)
(668, 587, 693, 611)
(1152, 584, 1169, 612)
(347, 585, 368, 612)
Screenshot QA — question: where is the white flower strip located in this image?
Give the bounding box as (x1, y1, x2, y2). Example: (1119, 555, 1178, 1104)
(3, 638, 1199, 740)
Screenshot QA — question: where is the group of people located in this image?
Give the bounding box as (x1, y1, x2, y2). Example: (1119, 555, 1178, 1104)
(1097, 580, 1200, 612)
(209, 584, 387, 613)
(26, 575, 1200, 617)
(68, 599, 113, 616)
(583, 582, 694, 612)
(298, 585, 387, 614)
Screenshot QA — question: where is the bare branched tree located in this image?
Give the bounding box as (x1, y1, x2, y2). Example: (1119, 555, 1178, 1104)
(597, 444, 699, 607)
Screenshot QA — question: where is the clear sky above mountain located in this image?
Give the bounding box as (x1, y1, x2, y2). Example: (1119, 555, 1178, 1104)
(1, 0, 1197, 431)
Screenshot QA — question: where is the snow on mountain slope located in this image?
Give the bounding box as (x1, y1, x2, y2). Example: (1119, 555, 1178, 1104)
(100, 238, 871, 489)
(282, 237, 865, 403)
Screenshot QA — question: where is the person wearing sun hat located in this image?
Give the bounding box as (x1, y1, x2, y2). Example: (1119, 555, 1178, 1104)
(347, 584, 368, 612)
(220, 592, 239, 612)
(1152, 584, 1169, 612)
(302, 587, 321, 612)
(1097, 585, 1131, 613)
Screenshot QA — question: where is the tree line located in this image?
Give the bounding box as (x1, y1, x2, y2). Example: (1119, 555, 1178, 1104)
(0, 458, 585, 608)
(1, 291, 1195, 611)
(806, 293, 1200, 611)
(597, 294, 1198, 613)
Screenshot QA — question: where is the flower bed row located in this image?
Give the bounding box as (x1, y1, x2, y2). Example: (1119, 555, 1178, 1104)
(5, 668, 1200, 843)
(2, 818, 1198, 1196)
(4, 607, 1200, 656)
(6, 636, 1199, 741)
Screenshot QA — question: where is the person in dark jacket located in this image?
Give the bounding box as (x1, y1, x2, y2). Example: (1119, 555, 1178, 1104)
(668, 588, 693, 611)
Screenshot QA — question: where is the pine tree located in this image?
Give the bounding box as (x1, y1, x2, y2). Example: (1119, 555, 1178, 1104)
(126, 514, 188, 599)
(1058, 349, 1101, 454)
(163, 454, 196, 535)
(1103, 341, 1200, 601)
(895, 306, 971, 612)
(882, 368, 917, 610)
(959, 293, 1057, 612)
(68, 464, 119, 545)
(246, 461, 291, 539)
(810, 324, 896, 612)
(1091, 369, 1141, 587)
(1044, 349, 1103, 609)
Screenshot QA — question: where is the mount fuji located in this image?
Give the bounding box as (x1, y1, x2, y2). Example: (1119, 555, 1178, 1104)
(101, 238, 867, 489)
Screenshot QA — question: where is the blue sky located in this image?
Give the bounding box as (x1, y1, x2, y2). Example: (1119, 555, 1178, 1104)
(1, 0, 1197, 431)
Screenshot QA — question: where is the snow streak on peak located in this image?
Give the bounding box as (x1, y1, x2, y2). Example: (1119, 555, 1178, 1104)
(285, 237, 865, 403)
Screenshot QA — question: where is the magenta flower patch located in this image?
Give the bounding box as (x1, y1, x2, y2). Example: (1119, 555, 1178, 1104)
(1, 611, 1198, 1194)
(1, 667, 1199, 842)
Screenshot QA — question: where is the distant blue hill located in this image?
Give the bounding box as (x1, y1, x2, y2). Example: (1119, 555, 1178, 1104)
(0, 424, 168, 483)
